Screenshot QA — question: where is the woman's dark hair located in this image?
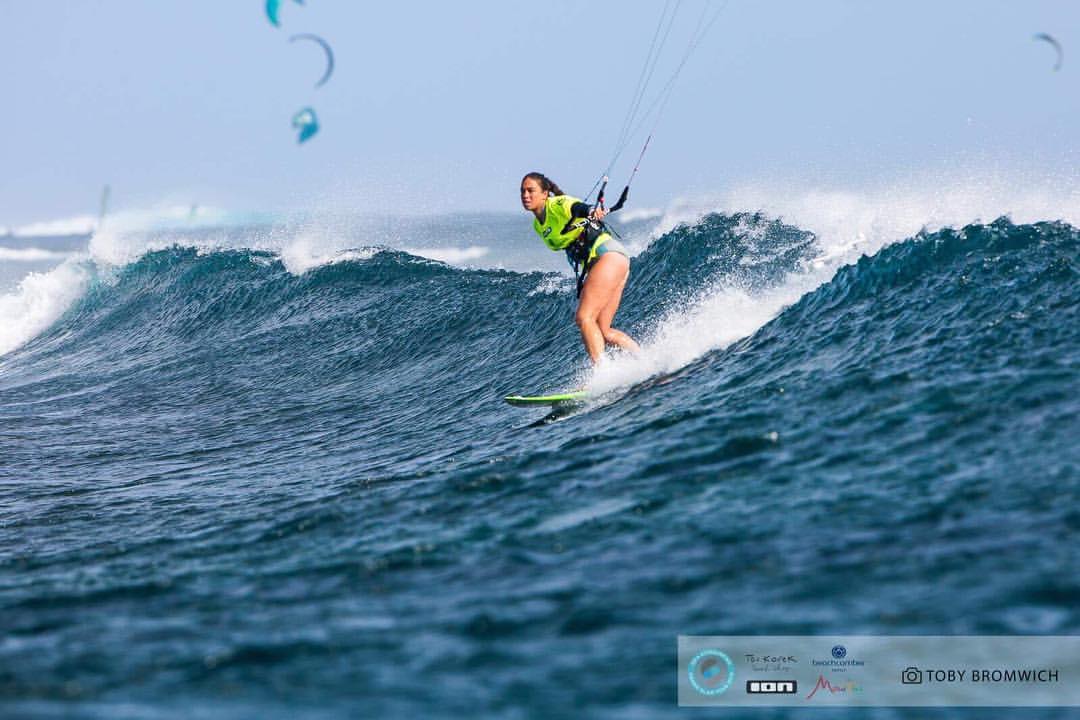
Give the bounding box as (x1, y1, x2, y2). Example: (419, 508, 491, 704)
(521, 172, 563, 196)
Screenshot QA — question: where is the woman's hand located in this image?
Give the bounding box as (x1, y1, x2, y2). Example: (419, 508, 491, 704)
(589, 207, 608, 222)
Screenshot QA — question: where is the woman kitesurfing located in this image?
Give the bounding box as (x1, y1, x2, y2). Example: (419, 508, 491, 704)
(514, 2, 721, 369)
(521, 172, 640, 364)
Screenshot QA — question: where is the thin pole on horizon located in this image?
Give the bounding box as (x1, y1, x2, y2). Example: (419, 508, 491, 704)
(96, 184, 111, 235)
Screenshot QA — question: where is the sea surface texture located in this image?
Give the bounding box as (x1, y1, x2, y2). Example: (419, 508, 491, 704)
(1, 210, 1077, 718)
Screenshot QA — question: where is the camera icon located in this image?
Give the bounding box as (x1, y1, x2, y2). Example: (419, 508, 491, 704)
(901, 667, 923, 684)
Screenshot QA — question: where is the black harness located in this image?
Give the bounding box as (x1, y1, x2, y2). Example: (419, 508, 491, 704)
(562, 180, 631, 297)
(563, 218, 623, 298)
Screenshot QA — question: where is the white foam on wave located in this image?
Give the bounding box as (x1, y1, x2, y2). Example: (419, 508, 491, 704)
(0, 206, 366, 356)
(0, 258, 93, 357)
(648, 169, 1080, 268)
(277, 215, 490, 272)
(0, 224, 371, 356)
(0, 201, 270, 356)
(87, 228, 191, 268)
(86, 215, 367, 276)
(0, 221, 235, 357)
(528, 274, 573, 297)
(278, 233, 377, 275)
(588, 169, 1080, 394)
(401, 245, 489, 265)
(613, 207, 663, 223)
(587, 272, 827, 396)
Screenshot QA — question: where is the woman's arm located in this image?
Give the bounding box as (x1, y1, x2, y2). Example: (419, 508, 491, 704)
(570, 201, 592, 218)
(570, 201, 607, 221)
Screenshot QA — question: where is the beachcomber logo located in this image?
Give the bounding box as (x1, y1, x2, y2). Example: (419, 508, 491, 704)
(747, 679, 797, 694)
(812, 644, 865, 672)
(688, 649, 735, 696)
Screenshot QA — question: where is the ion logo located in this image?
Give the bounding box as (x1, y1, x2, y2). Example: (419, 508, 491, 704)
(747, 680, 797, 694)
(688, 650, 735, 696)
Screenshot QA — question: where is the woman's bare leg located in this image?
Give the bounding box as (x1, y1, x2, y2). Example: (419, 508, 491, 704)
(575, 253, 639, 363)
(597, 265, 640, 353)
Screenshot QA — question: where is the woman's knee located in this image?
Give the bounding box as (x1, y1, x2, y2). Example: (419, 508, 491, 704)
(575, 306, 599, 328)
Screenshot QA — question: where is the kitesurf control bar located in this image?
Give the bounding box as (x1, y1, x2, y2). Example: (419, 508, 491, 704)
(607, 132, 651, 214)
(608, 185, 630, 214)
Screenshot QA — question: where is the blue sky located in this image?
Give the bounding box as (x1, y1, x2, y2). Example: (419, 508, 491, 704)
(1, 1, 1077, 228)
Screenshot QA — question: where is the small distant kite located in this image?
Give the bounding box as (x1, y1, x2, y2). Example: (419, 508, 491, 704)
(266, 0, 304, 28)
(292, 107, 319, 143)
(265, 5, 330, 145)
(1033, 33, 1063, 71)
(289, 33, 335, 88)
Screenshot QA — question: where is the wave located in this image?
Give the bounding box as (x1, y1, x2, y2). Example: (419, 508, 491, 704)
(3, 167, 1078, 424)
(3, 208, 1074, 414)
(588, 212, 822, 393)
(761, 217, 1078, 359)
(645, 170, 1080, 271)
(0, 211, 821, 388)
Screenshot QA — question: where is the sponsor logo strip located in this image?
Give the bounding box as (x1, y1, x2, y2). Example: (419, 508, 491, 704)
(678, 636, 1080, 707)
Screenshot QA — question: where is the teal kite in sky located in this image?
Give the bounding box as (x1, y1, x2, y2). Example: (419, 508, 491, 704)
(266, 0, 305, 28)
(1033, 33, 1063, 71)
(290, 34, 335, 88)
(292, 107, 319, 144)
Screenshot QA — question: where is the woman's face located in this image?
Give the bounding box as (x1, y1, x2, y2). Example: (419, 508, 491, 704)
(520, 177, 546, 212)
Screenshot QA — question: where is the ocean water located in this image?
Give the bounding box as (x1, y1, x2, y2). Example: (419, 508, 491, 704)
(1, 191, 1078, 718)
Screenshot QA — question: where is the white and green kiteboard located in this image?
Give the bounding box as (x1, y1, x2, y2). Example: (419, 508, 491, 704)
(504, 389, 589, 408)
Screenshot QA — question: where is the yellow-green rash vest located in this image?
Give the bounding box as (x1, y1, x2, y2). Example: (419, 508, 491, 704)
(533, 194, 587, 251)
